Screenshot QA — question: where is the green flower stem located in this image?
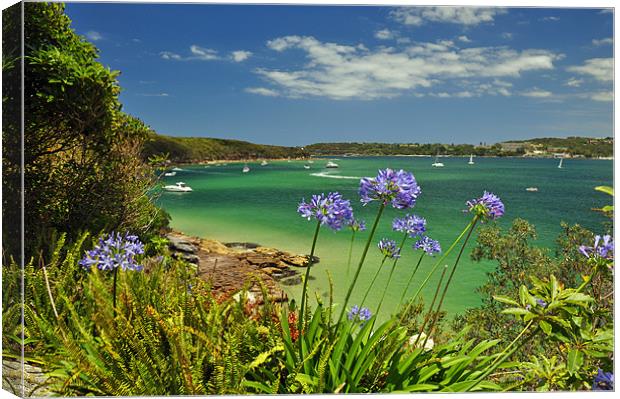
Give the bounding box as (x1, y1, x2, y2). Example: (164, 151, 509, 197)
(336, 203, 386, 326)
(376, 233, 409, 317)
(423, 216, 479, 340)
(413, 265, 448, 348)
(299, 220, 322, 336)
(346, 231, 356, 277)
(465, 320, 536, 392)
(359, 256, 387, 309)
(112, 267, 119, 318)
(397, 251, 426, 309)
(408, 218, 475, 309)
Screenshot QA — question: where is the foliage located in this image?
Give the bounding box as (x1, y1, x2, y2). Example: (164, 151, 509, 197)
(141, 133, 308, 163)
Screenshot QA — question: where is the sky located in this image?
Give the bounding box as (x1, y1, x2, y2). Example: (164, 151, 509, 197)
(64, 2, 614, 146)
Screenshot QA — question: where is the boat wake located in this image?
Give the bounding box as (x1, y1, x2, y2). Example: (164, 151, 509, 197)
(310, 171, 361, 180)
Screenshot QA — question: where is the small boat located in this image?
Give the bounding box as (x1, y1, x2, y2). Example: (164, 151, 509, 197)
(432, 153, 444, 168)
(325, 161, 339, 168)
(242, 165, 250, 173)
(261, 160, 268, 166)
(526, 187, 539, 192)
(308, 160, 314, 164)
(172, 167, 183, 171)
(163, 182, 193, 192)
(468, 155, 475, 165)
(304, 164, 311, 169)
(558, 158, 563, 169)
(164, 171, 177, 177)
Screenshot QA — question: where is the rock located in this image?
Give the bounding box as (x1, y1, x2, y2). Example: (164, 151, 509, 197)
(282, 254, 320, 267)
(171, 252, 200, 264)
(166, 235, 198, 253)
(2, 360, 54, 396)
(225, 242, 261, 250)
(280, 275, 302, 286)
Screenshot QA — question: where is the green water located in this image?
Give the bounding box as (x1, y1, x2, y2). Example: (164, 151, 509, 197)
(157, 157, 612, 321)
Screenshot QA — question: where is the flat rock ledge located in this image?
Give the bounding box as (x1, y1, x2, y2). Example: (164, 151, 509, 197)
(166, 231, 316, 303)
(2, 359, 53, 397)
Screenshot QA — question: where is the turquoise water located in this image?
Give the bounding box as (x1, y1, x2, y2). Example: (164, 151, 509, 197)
(157, 157, 612, 321)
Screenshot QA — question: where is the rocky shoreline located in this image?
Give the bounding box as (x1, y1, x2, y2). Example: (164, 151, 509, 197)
(166, 231, 313, 303)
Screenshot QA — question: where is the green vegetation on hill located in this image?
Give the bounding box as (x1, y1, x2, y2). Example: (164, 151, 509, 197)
(305, 136, 613, 158)
(142, 134, 308, 162)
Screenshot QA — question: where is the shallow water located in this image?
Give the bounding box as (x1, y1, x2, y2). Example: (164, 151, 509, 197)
(157, 156, 612, 322)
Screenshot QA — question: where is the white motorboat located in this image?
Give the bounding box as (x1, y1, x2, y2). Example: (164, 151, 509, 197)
(261, 160, 268, 166)
(163, 182, 193, 192)
(304, 164, 311, 169)
(468, 154, 475, 165)
(172, 167, 183, 171)
(432, 153, 444, 168)
(325, 161, 339, 168)
(242, 165, 250, 173)
(526, 187, 539, 192)
(164, 171, 177, 177)
(558, 158, 563, 169)
(308, 160, 314, 164)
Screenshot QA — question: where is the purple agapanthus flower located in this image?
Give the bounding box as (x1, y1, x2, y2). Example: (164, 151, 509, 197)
(348, 305, 372, 323)
(378, 238, 401, 259)
(465, 191, 505, 220)
(79, 232, 144, 272)
(593, 369, 614, 391)
(393, 214, 426, 238)
(414, 236, 442, 256)
(579, 235, 614, 261)
(297, 192, 354, 231)
(535, 298, 548, 308)
(359, 169, 421, 209)
(348, 217, 367, 232)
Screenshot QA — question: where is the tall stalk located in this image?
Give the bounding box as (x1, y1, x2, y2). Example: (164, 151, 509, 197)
(423, 216, 479, 338)
(397, 251, 425, 309)
(299, 220, 322, 336)
(376, 232, 408, 316)
(359, 256, 387, 309)
(346, 231, 356, 277)
(412, 265, 448, 347)
(336, 203, 385, 326)
(112, 267, 118, 318)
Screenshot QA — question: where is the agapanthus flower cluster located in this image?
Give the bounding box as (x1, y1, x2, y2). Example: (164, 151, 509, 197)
(359, 169, 421, 209)
(525, 297, 548, 311)
(297, 192, 354, 231)
(347, 305, 372, 323)
(592, 369, 614, 391)
(348, 217, 367, 232)
(79, 232, 144, 272)
(414, 236, 442, 256)
(579, 235, 614, 261)
(465, 191, 505, 220)
(392, 214, 426, 237)
(378, 238, 401, 259)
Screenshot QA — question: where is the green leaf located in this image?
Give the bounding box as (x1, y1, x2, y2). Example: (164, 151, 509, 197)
(492, 295, 519, 306)
(501, 307, 530, 316)
(539, 320, 552, 335)
(566, 349, 584, 376)
(595, 186, 614, 196)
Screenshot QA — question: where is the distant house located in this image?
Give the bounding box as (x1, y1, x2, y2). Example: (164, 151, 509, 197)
(499, 142, 527, 152)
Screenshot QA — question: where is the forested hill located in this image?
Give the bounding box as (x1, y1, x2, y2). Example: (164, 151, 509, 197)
(304, 136, 613, 158)
(142, 133, 308, 162)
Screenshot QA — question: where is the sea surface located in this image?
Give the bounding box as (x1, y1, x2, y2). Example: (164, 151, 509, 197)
(157, 156, 612, 322)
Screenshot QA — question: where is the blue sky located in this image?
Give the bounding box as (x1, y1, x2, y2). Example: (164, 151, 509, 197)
(65, 3, 614, 146)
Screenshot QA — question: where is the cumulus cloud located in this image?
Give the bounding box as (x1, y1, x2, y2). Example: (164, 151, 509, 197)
(457, 35, 472, 43)
(231, 50, 252, 62)
(256, 35, 561, 100)
(390, 7, 506, 27)
(160, 45, 220, 61)
(375, 29, 396, 40)
(245, 87, 279, 97)
(86, 31, 103, 41)
(567, 58, 613, 82)
(540, 16, 560, 21)
(520, 88, 553, 98)
(589, 91, 613, 102)
(592, 38, 613, 46)
(501, 32, 513, 40)
(564, 77, 583, 87)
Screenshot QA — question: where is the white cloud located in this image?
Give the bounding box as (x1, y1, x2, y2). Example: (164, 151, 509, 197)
(231, 50, 252, 62)
(501, 32, 513, 40)
(599, 9, 613, 14)
(520, 88, 553, 98)
(590, 91, 613, 102)
(457, 35, 471, 43)
(190, 45, 219, 60)
(160, 51, 183, 60)
(567, 58, 613, 82)
(86, 31, 103, 41)
(245, 87, 279, 97)
(391, 7, 506, 27)
(256, 35, 560, 100)
(375, 29, 396, 40)
(540, 16, 560, 21)
(592, 38, 613, 46)
(137, 93, 170, 97)
(564, 77, 583, 87)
